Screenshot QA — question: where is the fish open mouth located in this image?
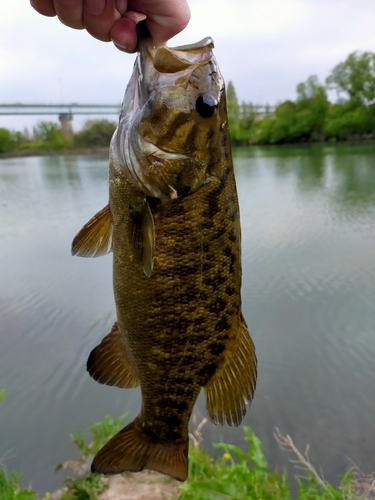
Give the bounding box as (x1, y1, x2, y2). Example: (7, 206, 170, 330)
(112, 24, 223, 200)
(119, 22, 220, 122)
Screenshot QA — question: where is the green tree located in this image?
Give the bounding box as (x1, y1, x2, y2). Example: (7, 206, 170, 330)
(324, 102, 374, 139)
(326, 51, 375, 104)
(73, 119, 116, 148)
(238, 102, 255, 136)
(226, 81, 241, 142)
(250, 76, 329, 144)
(295, 75, 329, 140)
(0, 129, 29, 153)
(297, 75, 326, 101)
(33, 121, 68, 150)
(226, 81, 240, 124)
(0, 128, 12, 153)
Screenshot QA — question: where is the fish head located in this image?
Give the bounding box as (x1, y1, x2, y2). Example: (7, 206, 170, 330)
(111, 25, 226, 201)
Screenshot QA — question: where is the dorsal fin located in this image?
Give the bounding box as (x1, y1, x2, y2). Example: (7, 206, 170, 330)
(72, 205, 113, 258)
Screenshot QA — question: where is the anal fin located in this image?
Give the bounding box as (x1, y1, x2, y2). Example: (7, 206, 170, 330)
(204, 313, 257, 426)
(91, 417, 188, 482)
(72, 204, 113, 258)
(87, 323, 139, 388)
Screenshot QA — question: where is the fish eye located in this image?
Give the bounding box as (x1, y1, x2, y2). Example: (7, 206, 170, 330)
(195, 94, 217, 118)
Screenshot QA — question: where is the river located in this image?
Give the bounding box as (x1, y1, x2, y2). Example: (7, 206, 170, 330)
(0, 142, 374, 494)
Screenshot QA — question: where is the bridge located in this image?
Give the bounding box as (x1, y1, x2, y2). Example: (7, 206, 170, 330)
(0, 102, 274, 135)
(0, 104, 121, 135)
(0, 104, 121, 115)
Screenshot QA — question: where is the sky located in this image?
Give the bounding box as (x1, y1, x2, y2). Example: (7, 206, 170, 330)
(1, 0, 375, 131)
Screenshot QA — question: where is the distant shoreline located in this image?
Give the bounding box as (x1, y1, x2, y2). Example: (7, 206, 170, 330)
(0, 146, 109, 160)
(2, 138, 375, 161)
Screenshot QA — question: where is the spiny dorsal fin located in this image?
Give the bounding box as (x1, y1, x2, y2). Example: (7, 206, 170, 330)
(204, 313, 257, 426)
(72, 205, 113, 258)
(91, 417, 188, 481)
(87, 323, 139, 388)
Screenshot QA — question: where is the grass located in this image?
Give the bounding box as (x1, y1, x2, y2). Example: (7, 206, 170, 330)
(179, 426, 290, 500)
(1, 387, 374, 500)
(56, 413, 128, 500)
(0, 468, 37, 500)
(57, 414, 374, 500)
(179, 425, 361, 500)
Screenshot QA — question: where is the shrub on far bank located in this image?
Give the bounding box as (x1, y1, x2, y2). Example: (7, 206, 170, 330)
(0, 128, 12, 153)
(324, 102, 375, 140)
(32, 121, 71, 151)
(0, 128, 30, 153)
(73, 119, 116, 148)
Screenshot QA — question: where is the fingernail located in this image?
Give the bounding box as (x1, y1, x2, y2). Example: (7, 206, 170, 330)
(84, 0, 106, 14)
(113, 41, 133, 53)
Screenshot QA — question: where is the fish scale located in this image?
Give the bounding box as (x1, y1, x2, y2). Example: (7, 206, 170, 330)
(72, 23, 257, 481)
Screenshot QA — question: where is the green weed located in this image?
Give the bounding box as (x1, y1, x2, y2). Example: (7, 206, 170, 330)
(179, 426, 289, 500)
(178, 426, 366, 500)
(56, 413, 128, 500)
(59, 474, 105, 500)
(0, 468, 36, 500)
(69, 413, 128, 458)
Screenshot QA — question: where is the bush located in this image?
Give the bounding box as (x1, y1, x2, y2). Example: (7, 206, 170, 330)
(73, 120, 116, 148)
(32, 121, 70, 150)
(0, 128, 12, 153)
(324, 103, 375, 139)
(179, 427, 289, 500)
(0, 469, 36, 500)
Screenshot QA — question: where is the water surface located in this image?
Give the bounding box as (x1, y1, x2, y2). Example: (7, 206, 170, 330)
(0, 143, 374, 493)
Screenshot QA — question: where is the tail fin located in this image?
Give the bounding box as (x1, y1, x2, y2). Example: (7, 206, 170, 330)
(91, 418, 189, 482)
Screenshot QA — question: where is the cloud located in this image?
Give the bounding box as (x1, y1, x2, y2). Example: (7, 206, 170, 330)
(1, 0, 375, 130)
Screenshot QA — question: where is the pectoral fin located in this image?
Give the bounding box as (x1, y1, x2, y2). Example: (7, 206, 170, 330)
(72, 205, 113, 258)
(87, 323, 139, 388)
(130, 199, 155, 278)
(204, 314, 257, 426)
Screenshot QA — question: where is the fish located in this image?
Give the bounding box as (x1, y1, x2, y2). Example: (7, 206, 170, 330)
(71, 22, 257, 482)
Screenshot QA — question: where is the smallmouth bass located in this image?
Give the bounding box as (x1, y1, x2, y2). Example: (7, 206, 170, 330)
(72, 23, 257, 482)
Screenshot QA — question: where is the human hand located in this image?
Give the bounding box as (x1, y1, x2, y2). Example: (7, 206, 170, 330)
(30, 0, 190, 52)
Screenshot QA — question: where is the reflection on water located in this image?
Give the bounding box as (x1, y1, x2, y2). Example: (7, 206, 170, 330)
(0, 144, 374, 494)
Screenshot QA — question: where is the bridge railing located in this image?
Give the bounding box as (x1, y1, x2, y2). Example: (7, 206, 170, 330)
(0, 104, 121, 115)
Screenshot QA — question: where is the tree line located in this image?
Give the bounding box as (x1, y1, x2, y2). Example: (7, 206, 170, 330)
(227, 50, 375, 145)
(0, 119, 117, 154)
(1, 50, 375, 154)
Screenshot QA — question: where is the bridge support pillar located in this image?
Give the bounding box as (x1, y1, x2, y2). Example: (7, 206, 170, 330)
(59, 113, 73, 137)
